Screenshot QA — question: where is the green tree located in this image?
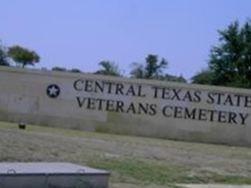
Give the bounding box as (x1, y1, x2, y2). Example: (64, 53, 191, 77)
(0, 42, 9, 66)
(130, 54, 168, 79)
(70, 68, 82, 73)
(161, 74, 187, 83)
(195, 20, 251, 88)
(8, 45, 40, 68)
(130, 63, 145, 79)
(191, 69, 214, 85)
(51, 66, 67, 72)
(95, 61, 121, 77)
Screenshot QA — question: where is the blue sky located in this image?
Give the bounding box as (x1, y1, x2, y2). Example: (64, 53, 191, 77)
(0, 0, 251, 79)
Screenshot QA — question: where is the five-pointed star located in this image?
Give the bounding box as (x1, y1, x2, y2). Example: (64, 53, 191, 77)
(48, 86, 59, 96)
(47, 84, 60, 98)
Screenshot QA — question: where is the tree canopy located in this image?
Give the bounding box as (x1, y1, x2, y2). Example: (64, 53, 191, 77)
(8, 45, 40, 68)
(191, 69, 214, 85)
(51, 66, 67, 72)
(160, 74, 187, 83)
(95, 61, 121, 77)
(192, 20, 251, 88)
(130, 54, 168, 79)
(0, 42, 9, 66)
(70, 68, 81, 73)
(130, 54, 186, 82)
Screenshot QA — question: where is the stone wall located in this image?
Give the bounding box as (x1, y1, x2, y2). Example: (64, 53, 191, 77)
(0, 66, 251, 146)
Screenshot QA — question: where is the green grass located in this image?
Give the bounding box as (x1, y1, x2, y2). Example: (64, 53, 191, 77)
(1, 121, 251, 187)
(89, 157, 251, 185)
(89, 158, 189, 184)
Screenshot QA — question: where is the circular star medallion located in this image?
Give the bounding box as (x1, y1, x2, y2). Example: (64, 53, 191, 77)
(46, 84, 60, 98)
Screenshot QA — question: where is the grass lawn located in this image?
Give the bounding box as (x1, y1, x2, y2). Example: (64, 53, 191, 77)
(1, 121, 251, 188)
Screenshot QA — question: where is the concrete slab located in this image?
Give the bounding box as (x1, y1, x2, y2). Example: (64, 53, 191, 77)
(0, 162, 110, 188)
(0, 162, 107, 174)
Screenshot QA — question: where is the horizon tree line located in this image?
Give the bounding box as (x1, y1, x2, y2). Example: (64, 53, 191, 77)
(1, 19, 251, 88)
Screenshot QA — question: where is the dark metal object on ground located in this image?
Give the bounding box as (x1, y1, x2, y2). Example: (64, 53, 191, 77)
(18, 122, 26, 130)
